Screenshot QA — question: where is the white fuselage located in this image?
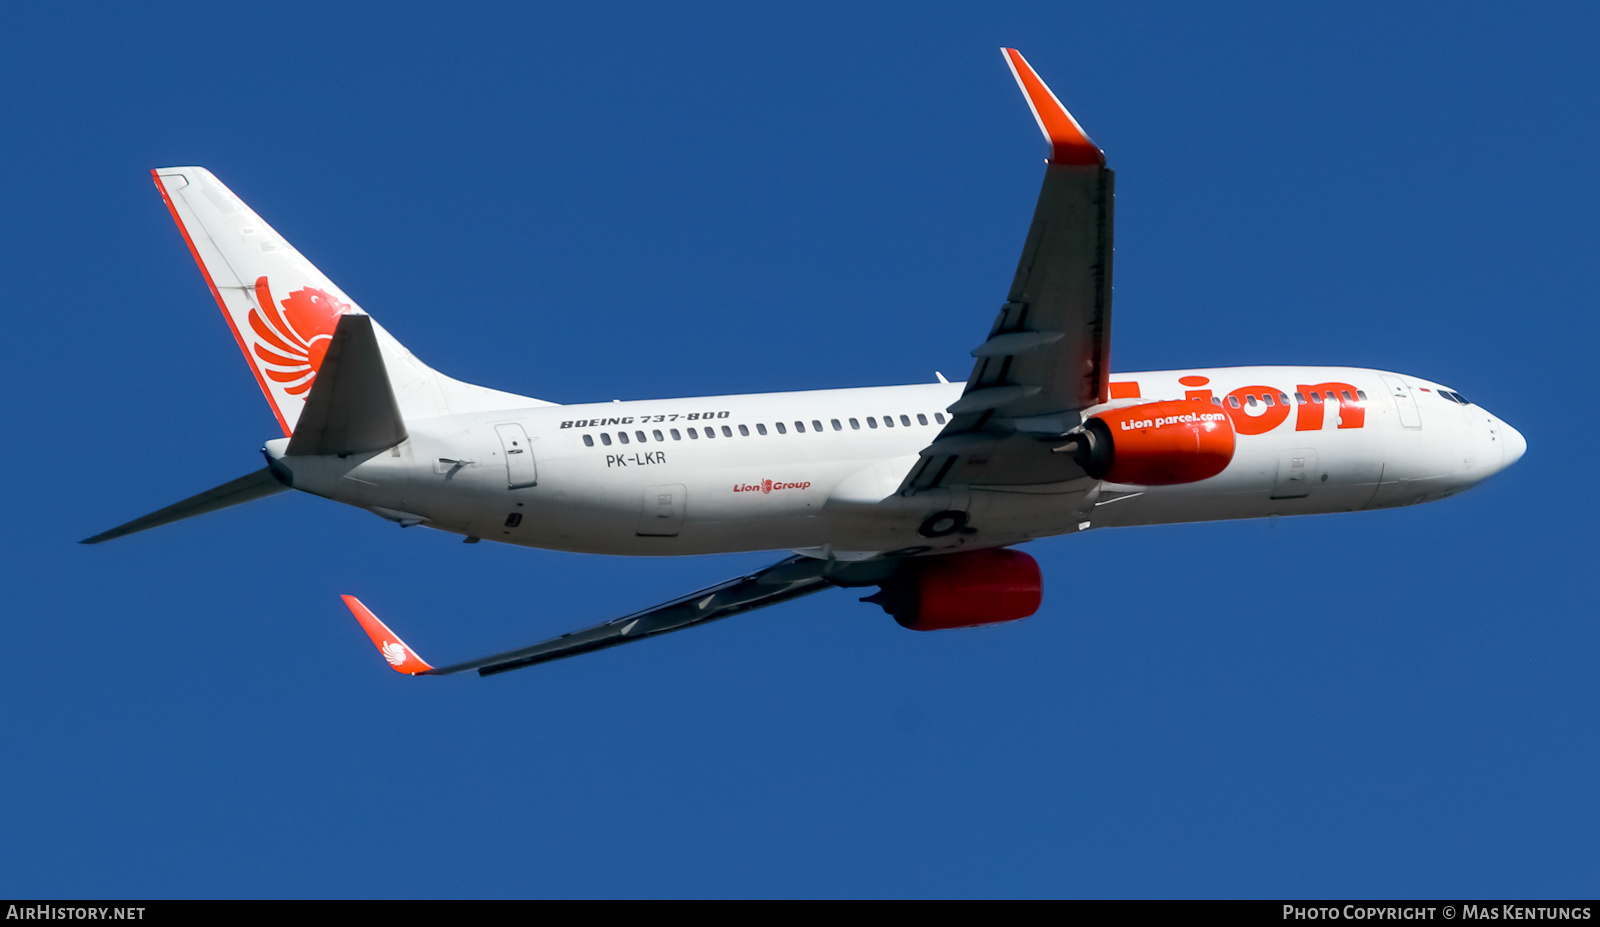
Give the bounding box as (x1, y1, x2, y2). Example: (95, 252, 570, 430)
(269, 365, 1525, 559)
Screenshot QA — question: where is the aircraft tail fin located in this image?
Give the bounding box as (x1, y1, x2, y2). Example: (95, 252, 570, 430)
(152, 167, 553, 437)
(80, 468, 289, 544)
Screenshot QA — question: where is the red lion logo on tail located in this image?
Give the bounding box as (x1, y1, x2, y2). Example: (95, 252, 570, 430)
(248, 276, 348, 396)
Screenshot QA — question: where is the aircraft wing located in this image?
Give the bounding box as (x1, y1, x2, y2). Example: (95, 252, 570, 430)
(343, 555, 877, 677)
(904, 49, 1114, 492)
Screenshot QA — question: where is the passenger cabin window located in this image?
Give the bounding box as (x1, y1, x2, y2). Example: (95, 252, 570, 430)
(721, 425, 733, 437)
(756, 423, 767, 435)
(1246, 395, 1258, 407)
(1295, 391, 1307, 404)
(831, 419, 842, 431)
(776, 422, 787, 434)
(635, 430, 646, 443)
(934, 413, 946, 424)
(916, 414, 928, 425)
(849, 418, 860, 430)
(867, 417, 878, 429)
(670, 429, 682, 440)
(601, 433, 613, 446)
(1341, 390, 1353, 402)
(1310, 393, 1323, 404)
(1357, 390, 1369, 401)
(1279, 393, 1290, 406)
(582, 434, 594, 447)
(738, 424, 749, 436)
(618, 432, 630, 444)
(882, 415, 893, 428)
(653, 429, 664, 441)
(1262, 394, 1275, 407)
(813, 420, 823, 432)
(794, 421, 805, 433)
(1228, 396, 1241, 408)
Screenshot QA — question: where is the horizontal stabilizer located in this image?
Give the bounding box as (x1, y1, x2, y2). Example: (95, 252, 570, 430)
(81, 468, 288, 544)
(286, 313, 408, 457)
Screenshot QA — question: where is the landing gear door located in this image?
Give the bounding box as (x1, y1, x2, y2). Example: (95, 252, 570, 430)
(637, 484, 686, 537)
(494, 424, 538, 488)
(1271, 448, 1317, 499)
(1380, 375, 1422, 429)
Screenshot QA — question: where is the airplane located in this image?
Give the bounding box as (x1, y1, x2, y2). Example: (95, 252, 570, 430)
(84, 48, 1526, 678)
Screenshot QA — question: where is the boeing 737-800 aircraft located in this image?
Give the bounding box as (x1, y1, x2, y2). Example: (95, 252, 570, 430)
(85, 49, 1525, 677)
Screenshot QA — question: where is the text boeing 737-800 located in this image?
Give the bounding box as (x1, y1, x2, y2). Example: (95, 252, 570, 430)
(85, 49, 1525, 677)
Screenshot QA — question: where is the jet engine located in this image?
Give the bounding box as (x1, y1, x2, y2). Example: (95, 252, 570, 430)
(863, 548, 1043, 631)
(1057, 399, 1234, 485)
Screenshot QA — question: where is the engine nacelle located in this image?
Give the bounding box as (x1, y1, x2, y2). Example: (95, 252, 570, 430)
(1059, 399, 1234, 485)
(863, 548, 1043, 631)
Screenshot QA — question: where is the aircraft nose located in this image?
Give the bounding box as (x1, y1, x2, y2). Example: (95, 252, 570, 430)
(1501, 419, 1527, 469)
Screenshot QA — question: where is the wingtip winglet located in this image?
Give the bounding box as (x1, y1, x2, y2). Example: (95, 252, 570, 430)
(341, 594, 435, 675)
(1001, 48, 1104, 167)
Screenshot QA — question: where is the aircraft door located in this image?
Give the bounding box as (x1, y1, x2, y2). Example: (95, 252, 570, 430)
(494, 424, 539, 488)
(1380, 375, 1422, 429)
(1271, 448, 1317, 499)
(637, 484, 687, 537)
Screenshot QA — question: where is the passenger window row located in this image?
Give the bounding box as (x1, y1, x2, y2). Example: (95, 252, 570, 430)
(1213, 389, 1367, 409)
(580, 412, 947, 448)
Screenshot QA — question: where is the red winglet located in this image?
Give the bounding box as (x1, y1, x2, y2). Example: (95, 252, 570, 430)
(341, 595, 434, 675)
(1001, 48, 1104, 167)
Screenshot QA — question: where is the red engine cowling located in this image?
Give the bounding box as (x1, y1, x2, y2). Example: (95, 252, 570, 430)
(1061, 399, 1235, 485)
(863, 548, 1043, 631)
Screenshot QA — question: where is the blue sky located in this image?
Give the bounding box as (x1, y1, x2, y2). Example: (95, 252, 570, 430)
(2, 1, 1596, 898)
